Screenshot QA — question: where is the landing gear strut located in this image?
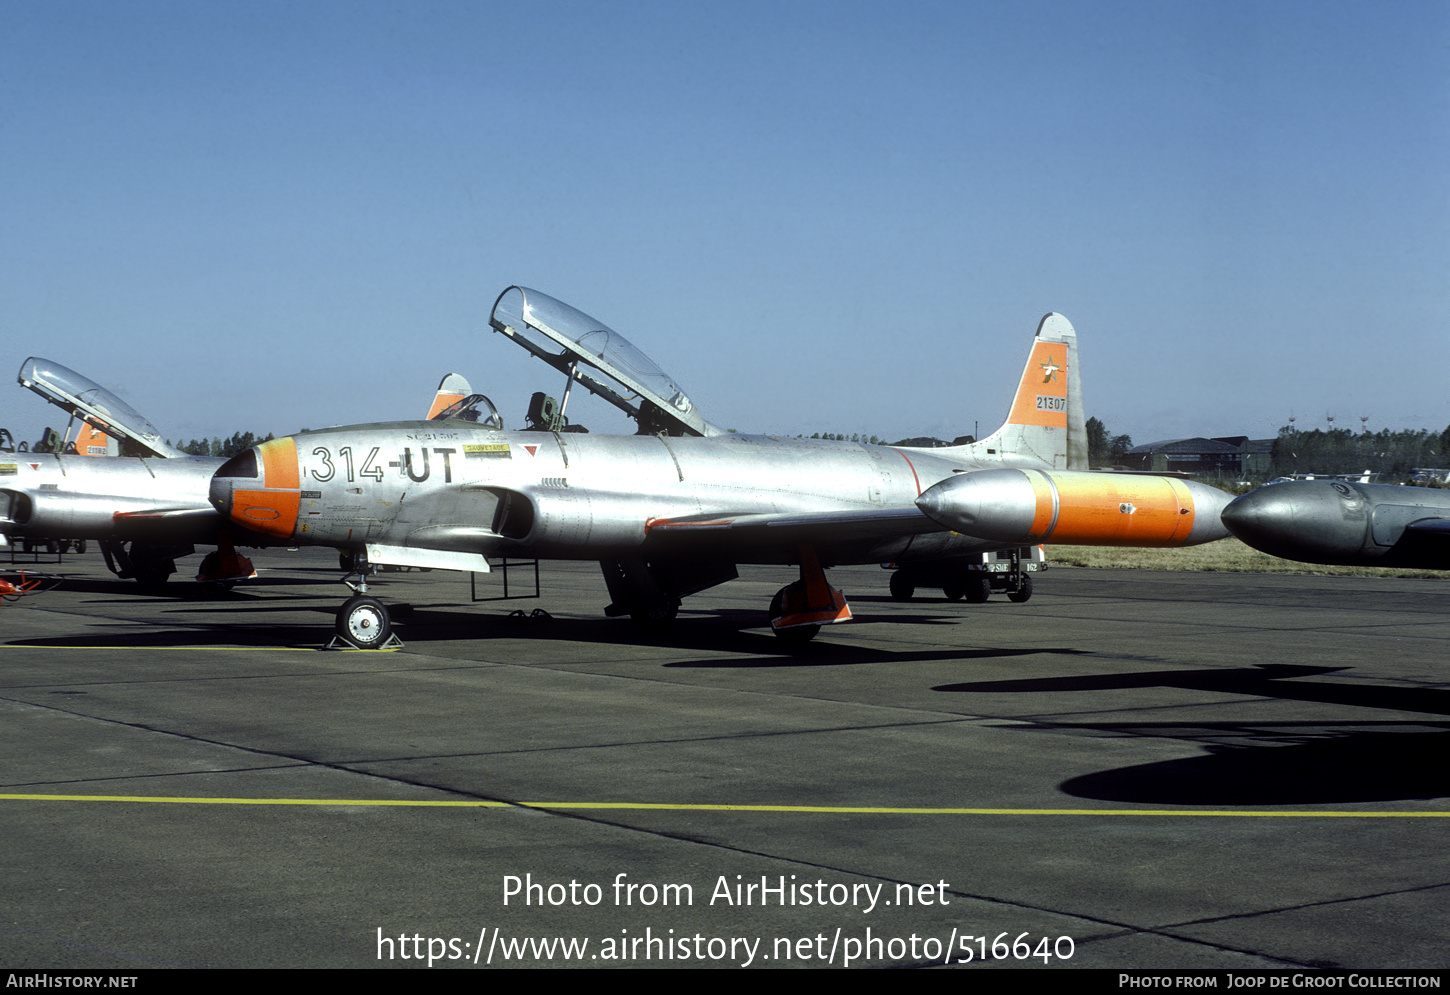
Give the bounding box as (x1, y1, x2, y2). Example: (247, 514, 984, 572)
(599, 557, 680, 629)
(769, 545, 852, 644)
(328, 548, 402, 649)
(100, 540, 192, 589)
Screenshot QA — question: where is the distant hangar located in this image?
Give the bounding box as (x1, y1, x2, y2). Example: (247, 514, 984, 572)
(1121, 437, 1274, 476)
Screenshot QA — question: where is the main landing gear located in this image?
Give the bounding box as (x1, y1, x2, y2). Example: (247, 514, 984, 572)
(599, 557, 737, 632)
(100, 540, 192, 589)
(328, 549, 403, 650)
(195, 531, 257, 590)
(769, 545, 852, 645)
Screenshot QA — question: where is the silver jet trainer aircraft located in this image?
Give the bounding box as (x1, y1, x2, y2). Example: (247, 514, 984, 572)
(208, 286, 1232, 648)
(0, 358, 484, 587)
(1223, 479, 1450, 568)
(0, 357, 239, 586)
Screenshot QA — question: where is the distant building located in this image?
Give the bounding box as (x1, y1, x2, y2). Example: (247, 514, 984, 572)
(1122, 437, 1273, 476)
(890, 437, 950, 448)
(1238, 438, 1275, 477)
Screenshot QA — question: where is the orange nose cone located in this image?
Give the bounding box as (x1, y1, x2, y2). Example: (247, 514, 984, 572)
(231, 437, 300, 539)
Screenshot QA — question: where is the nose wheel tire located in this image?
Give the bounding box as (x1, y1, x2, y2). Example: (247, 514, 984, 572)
(336, 595, 392, 649)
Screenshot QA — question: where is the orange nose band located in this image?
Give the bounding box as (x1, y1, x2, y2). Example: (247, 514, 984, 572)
(231, 437, 300, 539)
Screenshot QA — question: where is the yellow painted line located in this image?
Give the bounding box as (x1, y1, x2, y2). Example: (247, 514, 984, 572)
(0, 794, 1444, 817)
(2, 645, 396, 652)
(1, 794, 510, 807)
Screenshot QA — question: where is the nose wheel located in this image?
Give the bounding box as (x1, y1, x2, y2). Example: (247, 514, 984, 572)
(330, 594, 401, 650)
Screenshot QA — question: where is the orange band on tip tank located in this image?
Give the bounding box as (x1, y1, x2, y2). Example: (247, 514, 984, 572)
(1046, 472, 1196, 547)
(1025, 470, 1057, 538)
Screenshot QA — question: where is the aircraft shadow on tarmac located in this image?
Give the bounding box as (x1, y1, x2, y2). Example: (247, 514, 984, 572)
(383, 604, 1082, 668)
(17, 576, 341, 599)
(4, 600, 1004, 655)
(937, 664, 1449, 804)
(1049, 723, 1450, 805)
(934, 663, 1450, 715)
(9, 624, 343, 649)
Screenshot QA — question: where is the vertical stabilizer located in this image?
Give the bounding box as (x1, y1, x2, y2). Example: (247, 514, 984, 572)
(940, 313, 1087, 470)
(426, 373, 472, 420)
(74, 421, 118, 457)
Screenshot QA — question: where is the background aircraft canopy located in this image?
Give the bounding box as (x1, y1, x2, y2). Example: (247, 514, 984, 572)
(488, 286, 719, 437)
(18, 357, 182, 458)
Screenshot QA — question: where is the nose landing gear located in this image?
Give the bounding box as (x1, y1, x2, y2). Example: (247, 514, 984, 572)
(335, 594, 394, 649)
(327, 549, 403, 649)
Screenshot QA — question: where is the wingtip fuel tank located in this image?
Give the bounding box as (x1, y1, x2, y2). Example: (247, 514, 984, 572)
(916, 469, 1232, 547)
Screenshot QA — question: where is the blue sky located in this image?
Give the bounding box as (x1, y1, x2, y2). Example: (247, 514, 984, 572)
(2, 1, 1446, 448)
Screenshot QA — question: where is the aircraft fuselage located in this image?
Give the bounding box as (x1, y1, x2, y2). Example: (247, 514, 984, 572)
(1, 452, 222, 543)
(214, 422, 1032, 566)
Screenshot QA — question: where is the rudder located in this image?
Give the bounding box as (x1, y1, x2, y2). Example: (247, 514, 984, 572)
(940, 313, 1087, 470)
(426, 373, 473, 420)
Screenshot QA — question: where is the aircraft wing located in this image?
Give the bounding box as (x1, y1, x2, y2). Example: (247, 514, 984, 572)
(1396, 515, 1450, 564)
(109, 506, 223, 541)
(643, 505, 942, 551)
(112, 507, 220, 523)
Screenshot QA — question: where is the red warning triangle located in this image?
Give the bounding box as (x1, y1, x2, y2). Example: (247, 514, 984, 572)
(523, 445, 539, 457)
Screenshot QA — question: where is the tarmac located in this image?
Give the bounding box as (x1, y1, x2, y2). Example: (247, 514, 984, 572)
(1, 546, 1446, 969)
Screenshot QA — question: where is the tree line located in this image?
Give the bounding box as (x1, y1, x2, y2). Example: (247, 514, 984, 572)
(1085, 417, 1133, 467)
(168, 431, 275, 458)
(1269, 426, 1450, 478)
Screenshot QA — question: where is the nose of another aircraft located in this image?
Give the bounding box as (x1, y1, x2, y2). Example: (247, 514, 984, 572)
(1221, 485, 1292, 539)
(1221, 481, 1357, 560)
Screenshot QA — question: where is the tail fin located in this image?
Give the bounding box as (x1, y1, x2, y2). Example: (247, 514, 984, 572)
(425, 373, 472, 420)
(73, 421, 118, 457)
(942, 312, 1087, 470)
